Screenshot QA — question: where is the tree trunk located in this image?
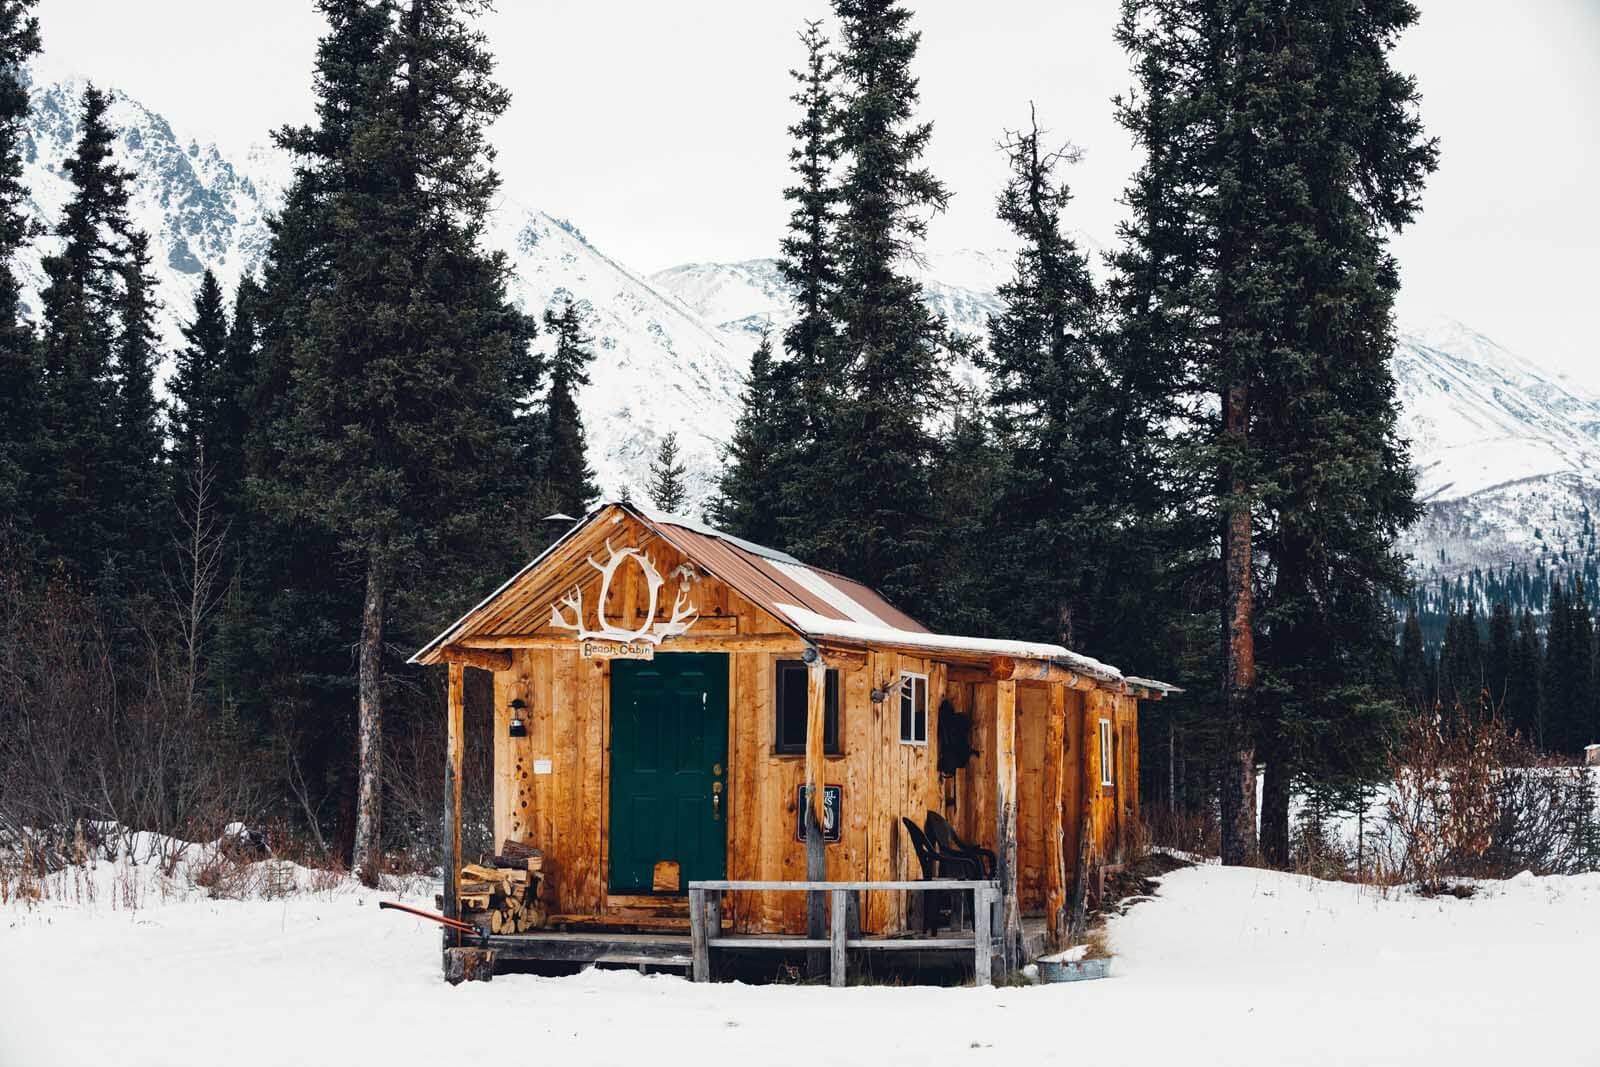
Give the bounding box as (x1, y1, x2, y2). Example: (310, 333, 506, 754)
(1220, 383, 1257, 867)
(1259, 755, 1290, 867)
(353, 553, 386, 886)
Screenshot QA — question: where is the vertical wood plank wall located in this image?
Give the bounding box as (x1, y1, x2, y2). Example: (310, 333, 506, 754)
(474, 525, 1143, 934)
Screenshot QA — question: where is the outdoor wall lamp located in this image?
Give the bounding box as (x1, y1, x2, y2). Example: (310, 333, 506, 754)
(508, 698, 528, 738)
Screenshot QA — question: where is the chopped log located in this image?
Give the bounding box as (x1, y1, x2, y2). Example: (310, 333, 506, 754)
(497, 840, 545, 872)
(443, 947, 496, 984)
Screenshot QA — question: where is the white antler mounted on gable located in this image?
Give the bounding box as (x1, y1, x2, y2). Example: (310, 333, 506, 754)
(548, 539, 699, 646)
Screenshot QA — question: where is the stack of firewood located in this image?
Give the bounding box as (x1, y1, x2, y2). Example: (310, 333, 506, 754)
(459, 840, 545, 935)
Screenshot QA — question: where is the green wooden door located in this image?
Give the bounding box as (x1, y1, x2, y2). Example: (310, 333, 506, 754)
(608, 653, 729, 894)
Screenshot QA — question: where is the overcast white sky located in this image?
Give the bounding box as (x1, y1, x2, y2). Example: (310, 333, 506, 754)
(33, 0, 1600, 384)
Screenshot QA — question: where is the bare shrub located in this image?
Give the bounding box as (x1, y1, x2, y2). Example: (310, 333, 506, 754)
(0, 471, 266, 859)
(1388, 704, 1600, 889)
(1145, 805, 1219, 857)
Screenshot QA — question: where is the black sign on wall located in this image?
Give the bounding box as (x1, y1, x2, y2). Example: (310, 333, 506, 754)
(795, 784, 842, 843)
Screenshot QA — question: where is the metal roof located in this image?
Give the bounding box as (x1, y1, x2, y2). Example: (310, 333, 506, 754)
(409, 503, 1177, 695)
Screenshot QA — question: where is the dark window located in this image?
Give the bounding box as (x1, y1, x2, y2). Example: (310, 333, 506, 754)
(775, 660, 840, 755)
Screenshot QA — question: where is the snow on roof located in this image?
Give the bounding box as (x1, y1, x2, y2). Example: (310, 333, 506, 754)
(769, 560, 892, 627)
(773, 604, 1127, 683)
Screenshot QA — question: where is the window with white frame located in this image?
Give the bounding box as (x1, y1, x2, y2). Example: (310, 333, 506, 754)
(1098, 718, 1114, 787)
(899, 672, 928, 745)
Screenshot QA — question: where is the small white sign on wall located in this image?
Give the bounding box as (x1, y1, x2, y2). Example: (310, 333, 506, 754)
(533, 759, 553, 775)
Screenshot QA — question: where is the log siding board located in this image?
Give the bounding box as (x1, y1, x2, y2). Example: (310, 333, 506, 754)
(994, 678, 1021, 972)
(1043, 682, 1068, 948)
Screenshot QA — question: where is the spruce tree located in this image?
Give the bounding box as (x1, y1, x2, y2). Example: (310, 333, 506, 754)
(0, 1, 41, 537)
(169, 270, 230, 493)
(541, 301, 599, 518)
(105, 230, 167, 596)
(1487, 600, 1513, 709)
(1113, 0, 1438, 865)
(227, 0, 395, 855)
(710, 328, 784, 543)
(213, 277, 261, 527)
(770, 20, 841, 551)
(1399, 609, 1427, 709)
(803, 0, 952, 610)
(1508, 607, 1542, 744)
(980, 107, 1111, 649)
(261, 0, 540, 880)
(647, 431, 688, 515)
(34, 84, 152, 598)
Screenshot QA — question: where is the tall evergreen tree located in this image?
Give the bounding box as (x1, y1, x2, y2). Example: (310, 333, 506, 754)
(1112, 0, 1438, 865)
(261, 0, 540, 879)
(1507, 607, 1542, 743)
(0, 1, 41, 537)
(980, 107, 1111, 649)
(769, 19, 841, 551)
(169, 270, 230, 491)
(709, 329, 784, 543)
(647, 431, 688, 515)
(105, 229, 167, 594)
(34, 84, 162, 601)
(802, 0, 952, 610)
(540, 301, 599, 518)
(213, 277, 262, 526)
(228, 0, 396, 858)
(1398, 608, 1427, 709)
(1486, 600, 1513, 709)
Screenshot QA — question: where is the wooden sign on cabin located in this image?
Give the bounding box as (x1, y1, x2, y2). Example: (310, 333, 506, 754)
(580, 638, 654, 660)
(795, 784, 842, 843)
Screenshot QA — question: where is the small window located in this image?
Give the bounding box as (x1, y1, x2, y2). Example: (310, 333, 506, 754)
(899, 672, 928, 745)
(1098, 718, 1114, 787)
(775, 660, 840, 755)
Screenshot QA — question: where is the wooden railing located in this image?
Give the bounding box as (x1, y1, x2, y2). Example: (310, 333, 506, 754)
(687, 879, 1000, 987)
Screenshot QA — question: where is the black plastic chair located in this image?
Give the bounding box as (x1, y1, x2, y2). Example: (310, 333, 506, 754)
(901, 817, 980, 933)
(924, 810, 997, 880)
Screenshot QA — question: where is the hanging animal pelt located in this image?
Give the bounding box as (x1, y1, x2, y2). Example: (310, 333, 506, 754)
(937, 699, 979, 776)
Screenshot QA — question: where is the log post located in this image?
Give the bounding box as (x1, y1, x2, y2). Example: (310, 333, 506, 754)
(994, 678, 1021, 973)
(689, 887, 709, 982)
(804, 657, 828, 975)
(1043, 682, 1068, 950)
(972, 884, 992, 987)
(830, 888, 848, 987)
(443, 661, 465, 946)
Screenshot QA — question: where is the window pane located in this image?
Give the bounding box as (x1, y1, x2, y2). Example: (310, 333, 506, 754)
(914, 706, 926, 743)
(900, 686, 912, 740)
(776, 662, 806, 752)
(824, 671, 840, 753)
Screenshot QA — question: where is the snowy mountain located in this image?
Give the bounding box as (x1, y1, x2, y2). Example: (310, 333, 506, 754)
(23, 79, 1598, 595)
(20, 78, 287, 342)
(19, 80, 740, 501)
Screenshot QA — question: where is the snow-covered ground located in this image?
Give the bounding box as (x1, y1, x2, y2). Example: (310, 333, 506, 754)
(3, 847, 1594, 1066)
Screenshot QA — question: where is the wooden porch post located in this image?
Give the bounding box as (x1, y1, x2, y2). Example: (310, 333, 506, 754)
(443, 661, 465, 943)
(1043, 682, 1068, 949)
(804, 657, 828, 962)
(995, 678, 1021, 972)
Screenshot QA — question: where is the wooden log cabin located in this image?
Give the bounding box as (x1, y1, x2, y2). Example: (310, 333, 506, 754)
(410, 502, 1176, 976)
